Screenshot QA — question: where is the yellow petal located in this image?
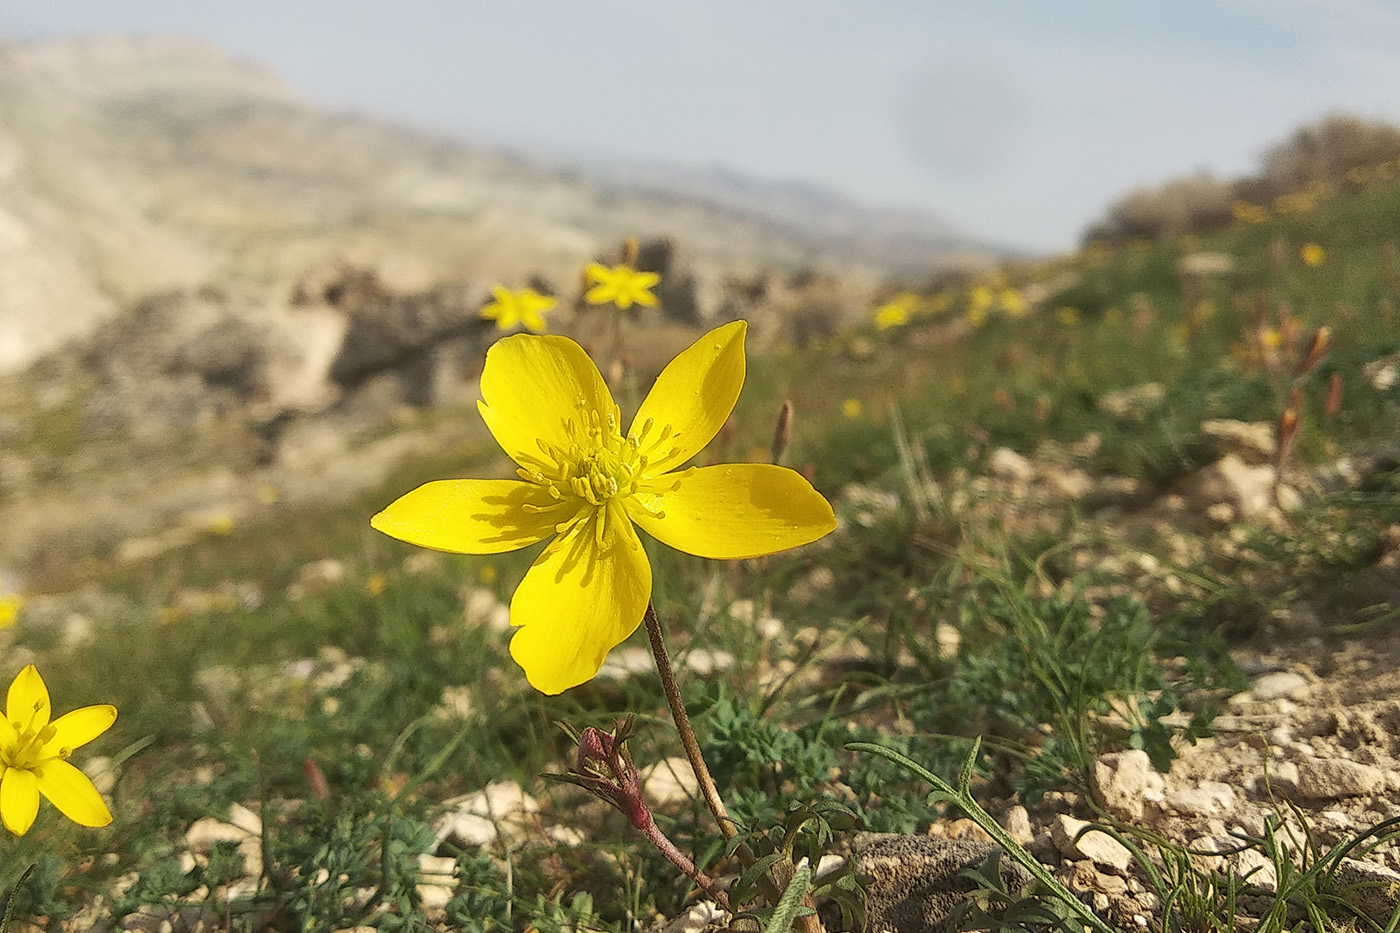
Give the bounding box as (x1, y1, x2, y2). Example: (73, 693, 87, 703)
(7, 665, 50, 730)
(1, 766, 39, 835)
(36, 759, 112, 828)
(630, 321, 746, 474)
(627, 463, 836, 559)
(508, 502, 651, 694)
(48, 705, 117, 752)
(478, 334, 615, 469)
(372, 480, 559, 554)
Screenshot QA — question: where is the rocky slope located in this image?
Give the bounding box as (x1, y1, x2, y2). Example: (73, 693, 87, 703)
(0, 33, 983, 372)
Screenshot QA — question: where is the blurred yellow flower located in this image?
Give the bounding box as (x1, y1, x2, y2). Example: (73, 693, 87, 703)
(481, 286, 556, 333)
(0, 594, 21, 630)
(584, 263, 660, 310)
(1300, 243, 1326, 267)
(1056, 306, 1081, 326)
(0, 665, 116, 835)
(365, 573, 388, 597)
(841, 398, 863, 419)
(208, 514, 234, 536)
(479, 564, 498, 585)
(998, 288, 1027, 317)
(371, 321, 835, 694)
(257, 484, 280, 505)
(1260, 327, 1284, 349)
(873, 293, 916, 330)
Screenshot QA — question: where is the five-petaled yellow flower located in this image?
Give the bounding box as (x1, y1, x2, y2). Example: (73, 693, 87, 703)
(584, 262, 660, 310)
(0, 665, 116, 835)
(372, 321, 836, 694)
(481, 286, 556, 334)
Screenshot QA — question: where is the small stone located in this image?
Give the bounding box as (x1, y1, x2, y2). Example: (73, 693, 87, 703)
(1200, 419, 1275, 464)
(227, 802, 262, 837)
(1091, 750, 1163, 822)
(186, 817, 253, 852)
(1002, 805, 1034, 846)
(988, 447, 1033, 482)
(1167, 781, 1237, 817)
(643, 757, 700, 807)
(287, 558, 345, 599)
(855, 835, 1034, 933)
(1252, 671, 1309, 701)
(463, 588, 510, 630)
(1332, 857, 1400, 924)
(1234, 848, 1277, 891)
(434, 781, 538, 848)
(418, 854, 456, 885)
(596, 645, 654, 680)
(1294, 758, 1387, 799)
(685, 649, 733, 676)
(434, 685, 475, 720)
(417, 882, 454, 913)
(1045, 468, 1093, 499)
(83, 756, 117, 795)
(1050, 815, 1133, 872)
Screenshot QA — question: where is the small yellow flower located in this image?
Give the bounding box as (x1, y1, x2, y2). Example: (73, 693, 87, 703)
(0, 665, 116, 835)
(207, 514, 234, 536)
(998, 288, 1027, 317)
(841, 398, 863, 419)
(968, 284, 994, 326)
(1056, 306, 1081, 327)
(372, 322, 836, 694)
(365, 573, 388, 597)
(1260, 327, 1283, 349)
(584, 263, 660, 310)
(873, 294, 915, 330)
(1300, 243, 1326, 267)
(481, 286, 556, 333)
(0, 594, 21, 630)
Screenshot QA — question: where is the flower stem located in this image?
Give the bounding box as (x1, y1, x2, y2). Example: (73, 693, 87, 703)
(641, 820, 732, 911)
(643, 600, 736, 839)
(644, 600, 825, 933)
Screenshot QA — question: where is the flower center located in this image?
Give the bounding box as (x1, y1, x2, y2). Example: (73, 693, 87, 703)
(4, 719, 60, 771)
(569, 446, 632, 506)
(516, 402, 690, 549)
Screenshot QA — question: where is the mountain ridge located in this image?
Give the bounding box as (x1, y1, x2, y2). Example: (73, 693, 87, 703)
(0, 32, 992, 371)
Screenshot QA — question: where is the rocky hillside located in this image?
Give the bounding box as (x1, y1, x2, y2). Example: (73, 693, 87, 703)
(0, 33, 983, 372)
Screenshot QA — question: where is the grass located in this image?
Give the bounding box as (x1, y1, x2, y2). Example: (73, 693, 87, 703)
(1, 174, 1399, 931)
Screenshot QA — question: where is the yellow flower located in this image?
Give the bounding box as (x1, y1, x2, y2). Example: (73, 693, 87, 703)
(873, 296, 913, 330)
(481, 286, 556, 333)
(0, 665, 116, 835)
(0, 594, 21, 630)
(998, 288, 1027, 317)
(1056, 306, 1081, 326)
(841, 398, 863, 419)
(365, 573, 388, 597)
(584, 263, 660, 310)
(371, 322, 836, 694)
(1300, 243, 1326, 267)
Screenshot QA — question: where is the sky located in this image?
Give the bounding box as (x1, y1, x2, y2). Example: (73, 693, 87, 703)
(4, 1, 1400, 252)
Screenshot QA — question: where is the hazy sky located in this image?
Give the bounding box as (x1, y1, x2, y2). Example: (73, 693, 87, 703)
(4, 1, 1400, 252)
